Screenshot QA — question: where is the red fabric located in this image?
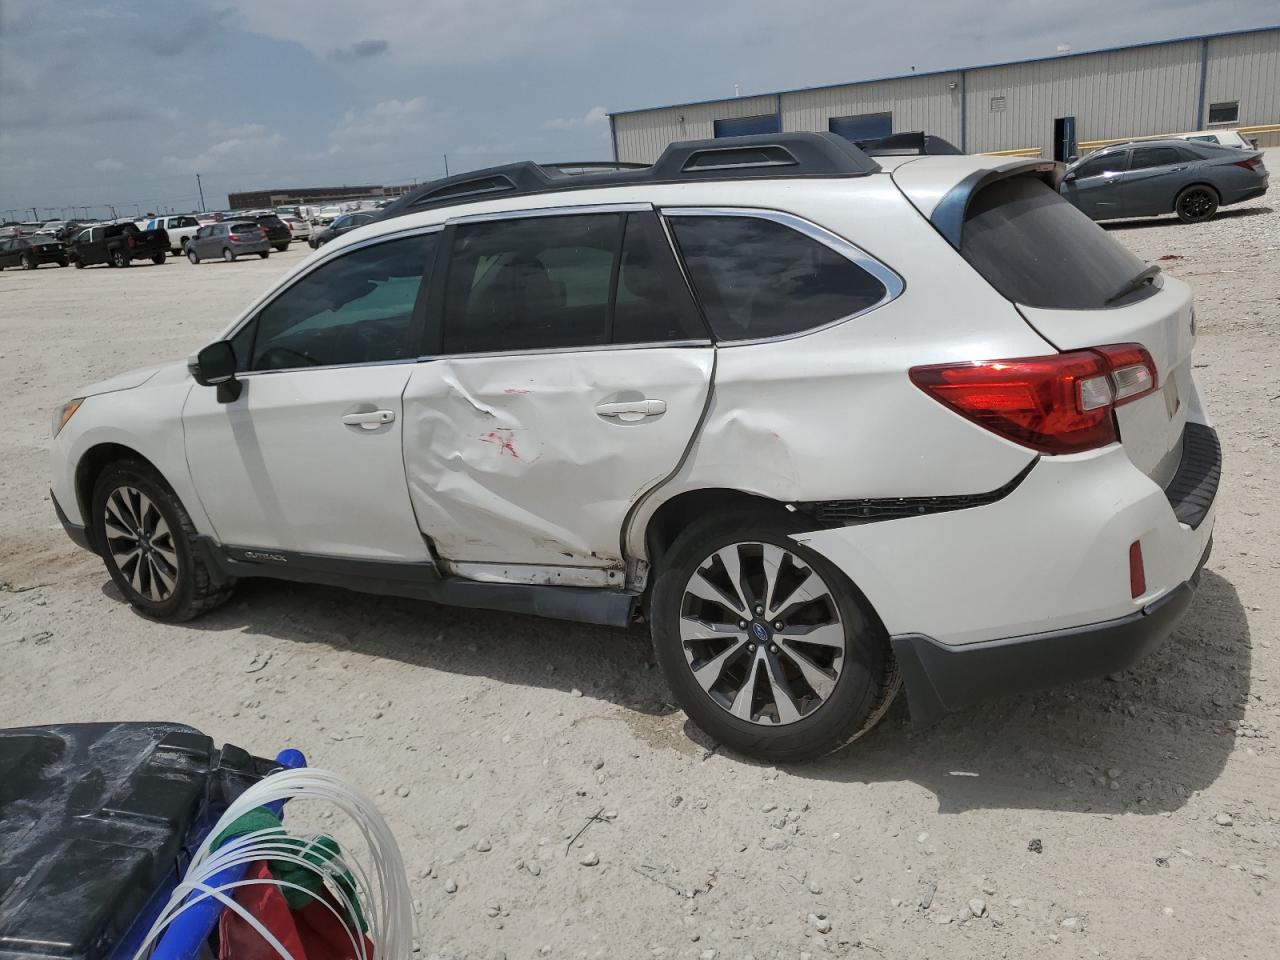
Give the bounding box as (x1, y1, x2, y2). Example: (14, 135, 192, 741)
(217, 861, 373, 960)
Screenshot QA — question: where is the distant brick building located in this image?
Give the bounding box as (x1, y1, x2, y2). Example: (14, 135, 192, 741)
(226, 183, 414, 209)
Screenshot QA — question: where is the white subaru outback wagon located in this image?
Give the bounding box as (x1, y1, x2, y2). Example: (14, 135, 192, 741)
(50, 133, 1219, 761)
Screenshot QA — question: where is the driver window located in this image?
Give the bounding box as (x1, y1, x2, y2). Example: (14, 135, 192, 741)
(248, 233, 436, 372)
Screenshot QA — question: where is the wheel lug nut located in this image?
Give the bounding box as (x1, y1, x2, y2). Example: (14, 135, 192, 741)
(755, 606, 763, 615)
(769, 644, 778, 654)
(774, 621, 783, 630)
(738, 620, 747, 629)
(748, 643, 756, 652)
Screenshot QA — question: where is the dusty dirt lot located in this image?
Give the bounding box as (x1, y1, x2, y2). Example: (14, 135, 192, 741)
(2, 177, 1278, 960)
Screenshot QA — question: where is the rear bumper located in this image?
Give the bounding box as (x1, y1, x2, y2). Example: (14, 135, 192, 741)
(892, 539, 1211, 724)
(793, 421, 1220, 718)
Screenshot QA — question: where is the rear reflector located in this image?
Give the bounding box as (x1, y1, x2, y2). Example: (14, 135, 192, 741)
(1129, 540, 1146, 598)
(909, 343, 1158, 455)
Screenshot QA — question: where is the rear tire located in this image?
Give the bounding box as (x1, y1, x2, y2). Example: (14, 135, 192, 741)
(259, 251, 270, 259)
(650, 510, 898, 762)
(21, 254, 35, 270)
(91, 460, 235, 622)
(223, 247, 236, 262)
(73, 257, 84, 269)
(1175, 185, 1219, 224)
(151, 252, 166, 265)
(274, 243, 289, 252)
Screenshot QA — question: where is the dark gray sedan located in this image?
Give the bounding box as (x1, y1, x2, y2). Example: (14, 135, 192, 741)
(1061, 138, 1268, 223)
(185, 221, 271, 263)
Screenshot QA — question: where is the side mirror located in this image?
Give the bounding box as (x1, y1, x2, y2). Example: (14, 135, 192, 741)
(1062, 171, 1076, 183)
(191, 340, 242, 402)
(1066, 154, 1079, 163)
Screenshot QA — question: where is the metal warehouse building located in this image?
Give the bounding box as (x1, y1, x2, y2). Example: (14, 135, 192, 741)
(610, 25, 1280, 163)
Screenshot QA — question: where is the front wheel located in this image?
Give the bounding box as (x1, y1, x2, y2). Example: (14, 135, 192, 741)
(222, 247, 236, 262)
(650, 512, 898, 762)
(21, 255, 35, 270)
(92, 461, 234, 621)
(72, 257, 84, 269)
(111, 248, 130, 268)
(259, 251, 270, 259)
(187, 248, 199, 264)
(1176, 185, 1219, 224)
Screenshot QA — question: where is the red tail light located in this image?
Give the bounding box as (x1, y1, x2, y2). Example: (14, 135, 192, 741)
(1234, 156, 1263, 171)
(229, 233, 245, 241)
(260, 226, 268, 237)
(909, 343, 1158, 454)
(127, 233, 136, 248)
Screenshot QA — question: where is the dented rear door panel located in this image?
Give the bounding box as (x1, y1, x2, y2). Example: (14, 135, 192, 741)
(401, 347, 713, 567)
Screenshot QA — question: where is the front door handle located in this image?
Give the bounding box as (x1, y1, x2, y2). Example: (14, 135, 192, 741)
(595, 399, 667, 422)
(342, 409, 395, 429)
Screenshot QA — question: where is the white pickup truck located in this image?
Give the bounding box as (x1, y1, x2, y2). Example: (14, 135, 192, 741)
(143, 215, 202, 254)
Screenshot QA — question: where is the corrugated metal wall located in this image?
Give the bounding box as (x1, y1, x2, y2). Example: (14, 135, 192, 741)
(781, 73, 963, 146)
(611, 27, 1280, 162)
(1205, 30, 1280, 126)
(965, 41, 1201, 156)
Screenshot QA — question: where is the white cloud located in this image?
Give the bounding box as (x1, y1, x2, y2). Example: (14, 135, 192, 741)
(542, 106, 609, 131)
(330, 97, 429, 142)
(94, 158, 124, 171)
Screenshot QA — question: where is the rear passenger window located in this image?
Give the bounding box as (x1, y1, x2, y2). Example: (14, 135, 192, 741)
(1130, 147, 1182, 170)
(441, 212, 705, 354)
(669, 215, 888, 342)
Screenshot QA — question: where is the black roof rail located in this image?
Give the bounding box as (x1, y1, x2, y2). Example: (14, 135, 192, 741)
(377, 132, 881, 221)
(852, 131, 963, 156)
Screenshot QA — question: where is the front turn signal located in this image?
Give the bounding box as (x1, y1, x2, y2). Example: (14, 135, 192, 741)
(52, 398, 84, 438)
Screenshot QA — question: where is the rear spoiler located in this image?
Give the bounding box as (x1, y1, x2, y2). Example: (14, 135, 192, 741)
(928, 160, 1064, 249)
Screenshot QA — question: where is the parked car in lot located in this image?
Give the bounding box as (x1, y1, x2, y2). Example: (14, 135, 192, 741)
(308, 212, 375, 248)
(49, 132, 1219, 761)
(144, 215, 202, 254)
(68, 222, 169, 268)
(0, 235, 69, 269)
(1176, 128, 1258, 149)
(282, 215, 312, 242)
(185, 221, 271, 263)
(229, 212, 292, 252)
(1062, 138, 1268, 223)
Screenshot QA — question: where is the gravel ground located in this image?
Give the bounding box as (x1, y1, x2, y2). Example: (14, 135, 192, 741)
(2, 163, 1278, 960)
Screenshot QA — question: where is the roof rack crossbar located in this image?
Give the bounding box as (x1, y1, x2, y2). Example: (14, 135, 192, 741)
(380, 132, 882, 220)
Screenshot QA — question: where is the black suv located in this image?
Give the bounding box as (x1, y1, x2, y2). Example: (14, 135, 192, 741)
(231, 213, 292, 252)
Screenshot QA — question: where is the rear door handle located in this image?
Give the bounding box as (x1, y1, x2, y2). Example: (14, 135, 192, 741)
(342, 409, 395, 428)
(595, 399, 667, 422)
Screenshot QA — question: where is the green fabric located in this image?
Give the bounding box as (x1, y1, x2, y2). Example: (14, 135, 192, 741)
(210, 806, 366, 931)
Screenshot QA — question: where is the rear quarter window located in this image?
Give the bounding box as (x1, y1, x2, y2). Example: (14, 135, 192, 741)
(961, 176, 1154, 310)
(668, 214, 889, 342)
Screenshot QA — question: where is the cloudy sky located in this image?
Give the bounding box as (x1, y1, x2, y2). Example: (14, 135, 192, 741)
(1, 0, 1275, 217)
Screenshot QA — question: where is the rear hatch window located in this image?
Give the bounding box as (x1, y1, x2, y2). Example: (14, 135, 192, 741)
(960, 177, 1156, 310)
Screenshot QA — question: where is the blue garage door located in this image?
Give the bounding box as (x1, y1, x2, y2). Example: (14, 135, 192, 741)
(713, 115, 781, 138)
(829, 112, 893, 142)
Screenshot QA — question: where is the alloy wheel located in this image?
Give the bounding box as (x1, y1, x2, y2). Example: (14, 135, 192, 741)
(103, 485, 180, 602)
(1179, 190, 1213, 219)
(679, 542, 846, 726)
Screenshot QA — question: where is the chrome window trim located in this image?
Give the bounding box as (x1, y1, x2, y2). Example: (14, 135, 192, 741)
(414, 338, 711, 363)
(659, 206, 905, 346)
(222, 224, 445, 348)
(446, 201, 652, 226)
